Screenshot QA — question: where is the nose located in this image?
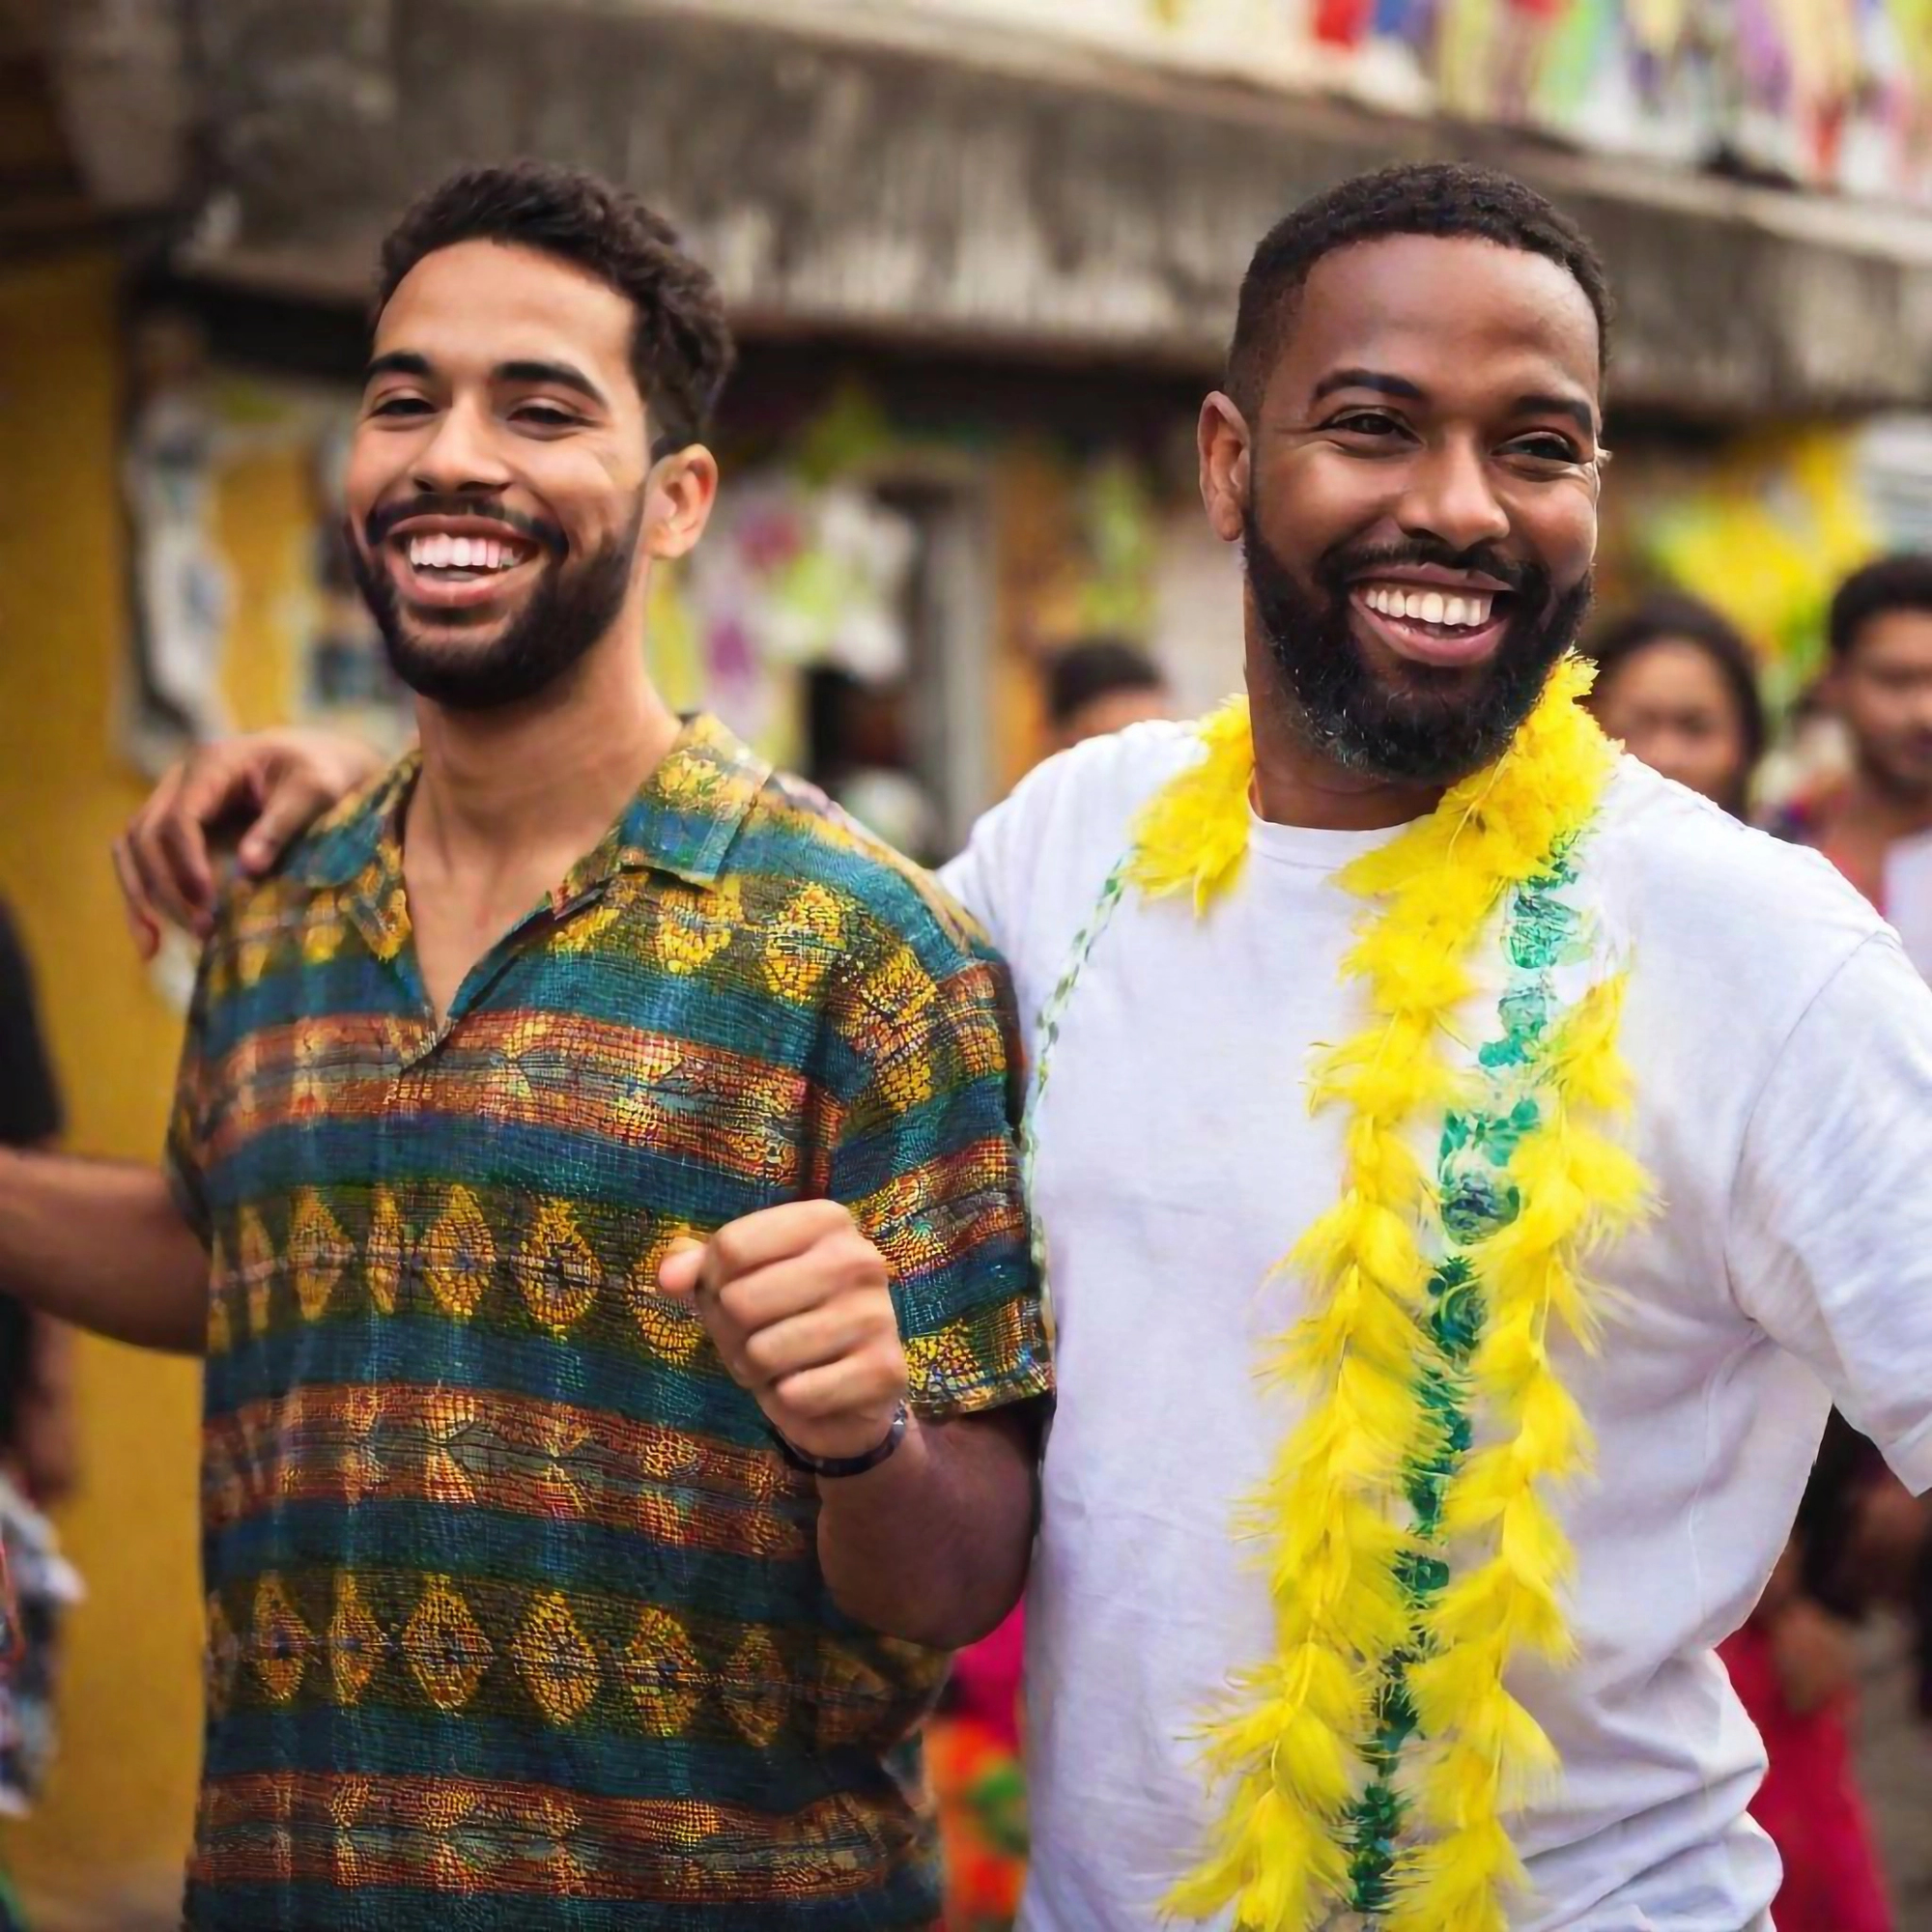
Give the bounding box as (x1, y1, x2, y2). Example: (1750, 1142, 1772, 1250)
(1396, 433, 1511, 554)
(409, 396, 513, 497)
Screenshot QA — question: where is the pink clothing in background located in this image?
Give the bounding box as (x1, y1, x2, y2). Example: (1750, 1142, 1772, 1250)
(949, 1606, 1024, 1749)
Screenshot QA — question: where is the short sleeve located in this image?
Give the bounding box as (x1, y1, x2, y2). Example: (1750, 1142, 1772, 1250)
(0, 905, 62, 1147)
(938, 799, 1016, 958)
(830, 933, 1051, 1423)
(936, 744, 1094, 961)
(1728, 931, 1932, 1494)
(940, 728, 1185, 1014)
(164, 947, 217, 1252)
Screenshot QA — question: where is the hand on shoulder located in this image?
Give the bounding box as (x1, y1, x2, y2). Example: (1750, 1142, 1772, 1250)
(113, 729, 386, 957)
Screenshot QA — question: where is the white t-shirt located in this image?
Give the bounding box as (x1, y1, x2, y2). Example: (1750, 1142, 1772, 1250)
(938, 723, 1932, 1932)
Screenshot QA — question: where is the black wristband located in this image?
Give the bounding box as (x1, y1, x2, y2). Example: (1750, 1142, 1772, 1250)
(771, 1401, 909, 1479)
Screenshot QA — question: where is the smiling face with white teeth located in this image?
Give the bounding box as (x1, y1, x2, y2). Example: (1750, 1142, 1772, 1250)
(344, 238, 710, 713)
(1201, 231, 1605, 787)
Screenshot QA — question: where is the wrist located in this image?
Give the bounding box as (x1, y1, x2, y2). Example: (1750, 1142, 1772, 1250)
(771, 1402, 910, 1479)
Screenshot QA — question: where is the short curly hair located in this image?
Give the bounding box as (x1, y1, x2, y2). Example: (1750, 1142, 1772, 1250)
(1828, 552, 1932, 660)
(1227, 162, 1612, 414)
(376, 160, 735, 454)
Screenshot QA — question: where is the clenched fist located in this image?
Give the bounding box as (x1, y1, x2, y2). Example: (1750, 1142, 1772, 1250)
(659, 1200, 909, 1464)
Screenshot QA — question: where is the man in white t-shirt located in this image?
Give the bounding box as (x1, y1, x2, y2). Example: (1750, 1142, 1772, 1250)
(117, 164, 1932, 1932)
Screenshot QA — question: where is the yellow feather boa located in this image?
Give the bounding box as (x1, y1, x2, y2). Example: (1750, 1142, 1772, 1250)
(1130, 656, 1650, 1932)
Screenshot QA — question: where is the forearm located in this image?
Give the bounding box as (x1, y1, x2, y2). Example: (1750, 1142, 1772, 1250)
(0, 1149, 209, 1352)
(814, 1405, 1039, 1651)
(28, 1310, 75, 1401)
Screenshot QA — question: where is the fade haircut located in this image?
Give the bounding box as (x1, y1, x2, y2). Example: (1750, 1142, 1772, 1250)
(1226, 161, 1613, 415)
(377, 160, 735, 454)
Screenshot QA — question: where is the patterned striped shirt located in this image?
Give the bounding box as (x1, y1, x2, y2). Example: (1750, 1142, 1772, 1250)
(167, 715, 1050, 1930)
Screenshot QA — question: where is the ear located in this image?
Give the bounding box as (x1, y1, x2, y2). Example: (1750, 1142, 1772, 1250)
(1199, 391, 1250, 546)
(643, 444, 721, 560)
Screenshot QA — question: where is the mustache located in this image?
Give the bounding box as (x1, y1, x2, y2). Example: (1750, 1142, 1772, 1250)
(1312, 534, 1540, 600)
(363, 495, 567, 556)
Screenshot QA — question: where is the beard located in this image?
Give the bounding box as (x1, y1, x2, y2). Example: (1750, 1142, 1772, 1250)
(349, 494, 644, 712)
(1243, 507, 1593, 785)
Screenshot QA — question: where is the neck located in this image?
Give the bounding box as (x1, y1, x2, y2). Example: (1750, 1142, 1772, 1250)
(408, 630, 681, 882)
(1243, 634, 1446, 832)
(1834, 760, 1932, 844)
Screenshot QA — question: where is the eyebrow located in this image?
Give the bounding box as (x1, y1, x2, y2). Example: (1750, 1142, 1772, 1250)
(496, 359, 610, 410)
(1310, 367, 1424, 404)
(1512, 391, 1599, 436)
(364, 351, 433, 384)
(1309, 368, 1597, 436)
(361, 353, 611, 411)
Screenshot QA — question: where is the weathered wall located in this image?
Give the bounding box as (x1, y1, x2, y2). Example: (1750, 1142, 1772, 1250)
(180, 0, 1932, 414)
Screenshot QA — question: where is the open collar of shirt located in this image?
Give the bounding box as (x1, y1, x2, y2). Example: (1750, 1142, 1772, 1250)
(291, 713, 773, 966)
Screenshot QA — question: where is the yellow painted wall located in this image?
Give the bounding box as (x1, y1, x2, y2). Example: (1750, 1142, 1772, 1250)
(0, 252, 204, 1926)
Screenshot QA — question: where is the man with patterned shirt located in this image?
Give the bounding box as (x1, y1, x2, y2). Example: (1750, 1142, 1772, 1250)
(0, 163, 1047, 1931)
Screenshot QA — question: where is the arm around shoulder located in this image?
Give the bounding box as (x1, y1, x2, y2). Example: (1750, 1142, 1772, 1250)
(0, 1149, 209, 1353)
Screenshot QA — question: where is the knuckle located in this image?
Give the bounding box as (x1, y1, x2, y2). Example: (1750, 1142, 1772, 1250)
(737, 1324, 779, 1380)
(797, 1199, 850, 1242)
(782, 1378, 835, 1423)
(148, 819, 185, 873)
(838, 1234, 888, 1288)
